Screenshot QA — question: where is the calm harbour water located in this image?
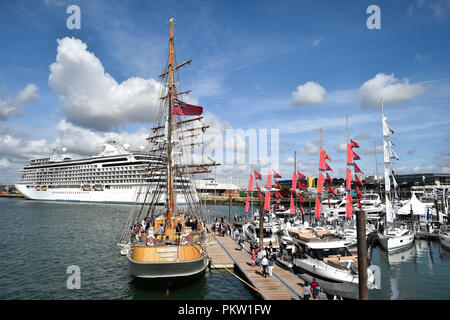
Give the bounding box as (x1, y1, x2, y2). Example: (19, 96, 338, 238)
(0, 198, 449, 300)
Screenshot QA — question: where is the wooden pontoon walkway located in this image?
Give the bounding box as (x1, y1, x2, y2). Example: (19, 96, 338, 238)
(208, 234, 304, 300)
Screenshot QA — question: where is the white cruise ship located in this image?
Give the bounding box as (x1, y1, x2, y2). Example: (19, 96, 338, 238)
(15, 141, 196, 204)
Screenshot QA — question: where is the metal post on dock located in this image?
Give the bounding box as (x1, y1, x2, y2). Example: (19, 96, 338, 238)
(259, 199, 264, 249)
(229, 192, 232, 224)
(356, 208, 369, 300)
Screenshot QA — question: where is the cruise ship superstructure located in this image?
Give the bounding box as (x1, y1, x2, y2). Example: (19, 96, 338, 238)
(15, 141, 196, 204)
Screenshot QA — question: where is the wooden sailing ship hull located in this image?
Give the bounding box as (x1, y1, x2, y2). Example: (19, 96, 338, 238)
(127, 244, 208, 279)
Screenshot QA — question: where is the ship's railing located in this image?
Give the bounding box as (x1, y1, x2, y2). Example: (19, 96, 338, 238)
(132, 230, 206, 246)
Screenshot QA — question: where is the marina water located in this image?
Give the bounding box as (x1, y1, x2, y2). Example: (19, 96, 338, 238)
(1, 198, 449, 300)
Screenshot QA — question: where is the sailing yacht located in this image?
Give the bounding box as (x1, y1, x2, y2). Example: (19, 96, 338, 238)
(377, 99, 414, 253)
(119, 18, 218, 279)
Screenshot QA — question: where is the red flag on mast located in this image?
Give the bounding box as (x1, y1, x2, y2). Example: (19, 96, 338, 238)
(346, 168, 352, 191)
(273, 170, 281, 178)
(274, 180, 281, 189)
(297, 171, 306, 180)
(325, 163, 333, 171)
(264, 191, 271, 211)
(314, 196, 322, 219)
(317, 172, 325, 193)
(350, 139, 359, 148)
(322, 150, 331, 161)
(275, 191, 283, 199)
(327, 184, 337, 196)
(356, 185, 363, 199)
(353, 162, 364, 174)
(172, 100, 203, 116)
(265, 171, 273, 189)
(346, 144, 353, 165)
(254, 170, 262, 180)
(244, 193, 250, 213)
(291, 172, 297, 191)
(355, 174, 363, 186)
(352, 150, 361, 160)
(290, 193, 295, 214)
(346, 194, 353, 219)
(247, 174, 254, 192)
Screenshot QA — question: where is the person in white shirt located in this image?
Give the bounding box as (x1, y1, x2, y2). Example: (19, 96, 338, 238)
(261, 256, 268, 277)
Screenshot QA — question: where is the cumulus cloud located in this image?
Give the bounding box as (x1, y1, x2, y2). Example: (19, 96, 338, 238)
(299, 139, 321, 155)
(334, 142, 347, 153)
(49, 37, 163, 131)
(0, 84, 39, 120)
(0, 131, 50, 161)
(358, 73, 427, 108)
(291, 81, 326, 106)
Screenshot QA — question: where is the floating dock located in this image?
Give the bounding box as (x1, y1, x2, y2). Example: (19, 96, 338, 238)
(207, 234, 304, 300)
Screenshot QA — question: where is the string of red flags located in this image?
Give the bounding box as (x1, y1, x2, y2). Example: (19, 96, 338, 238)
(264, 170, 272, 211)
(315, 148, 333, 219)
(345, 142, 354, 219)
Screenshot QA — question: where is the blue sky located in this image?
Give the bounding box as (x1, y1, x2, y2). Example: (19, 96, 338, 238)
(0, 0, 449, 183)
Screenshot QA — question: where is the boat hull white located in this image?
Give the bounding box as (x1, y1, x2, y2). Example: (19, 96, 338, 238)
(15, 184, 193, 205)
(378, 232, 415, 254)
(293, 259, 373, 300)
(440, 233, 450, 250)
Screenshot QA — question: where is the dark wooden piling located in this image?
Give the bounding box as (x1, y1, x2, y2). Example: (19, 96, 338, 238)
(356, 209, 369, 300)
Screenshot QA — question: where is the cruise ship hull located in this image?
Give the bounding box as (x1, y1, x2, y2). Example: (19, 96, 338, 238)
(15, 184, 194, 205)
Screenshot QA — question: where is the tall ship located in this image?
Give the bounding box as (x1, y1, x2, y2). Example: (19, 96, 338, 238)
(14, 141, 197, 204)
(119, 18, 218, 279)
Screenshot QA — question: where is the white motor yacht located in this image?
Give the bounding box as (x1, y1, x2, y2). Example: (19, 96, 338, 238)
(287, 229, 376, 300)
(242, 217, 280, 249)
(378, 225, 415, 254)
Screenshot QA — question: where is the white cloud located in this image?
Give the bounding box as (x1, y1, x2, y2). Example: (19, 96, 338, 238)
(48, 37, 163, 131)
(358, 73, 427, 108)
(299, 139, 320, 156)
(291, 81, 326, 106)
(0, 131, 50, 161)
(415, 53, 430, 61)
(0, 84, 39, 120)
(312, 38, 322, 47)
(334, 142, 347, 153)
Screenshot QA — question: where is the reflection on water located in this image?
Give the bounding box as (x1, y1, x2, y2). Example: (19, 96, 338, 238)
(387, 245, 416, 266)
(370, 239, 450, 300)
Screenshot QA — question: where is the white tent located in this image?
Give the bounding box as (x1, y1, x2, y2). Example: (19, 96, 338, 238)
(397, 193, 428, 216)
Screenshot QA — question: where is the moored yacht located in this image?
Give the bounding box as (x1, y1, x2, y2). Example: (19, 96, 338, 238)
(287, 229, 376, 300)
(439, 226, 450, 250)
(378, 225, 415, 254)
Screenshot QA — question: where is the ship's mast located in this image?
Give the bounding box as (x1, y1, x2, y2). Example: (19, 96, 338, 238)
(166, 18, 176, 225)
